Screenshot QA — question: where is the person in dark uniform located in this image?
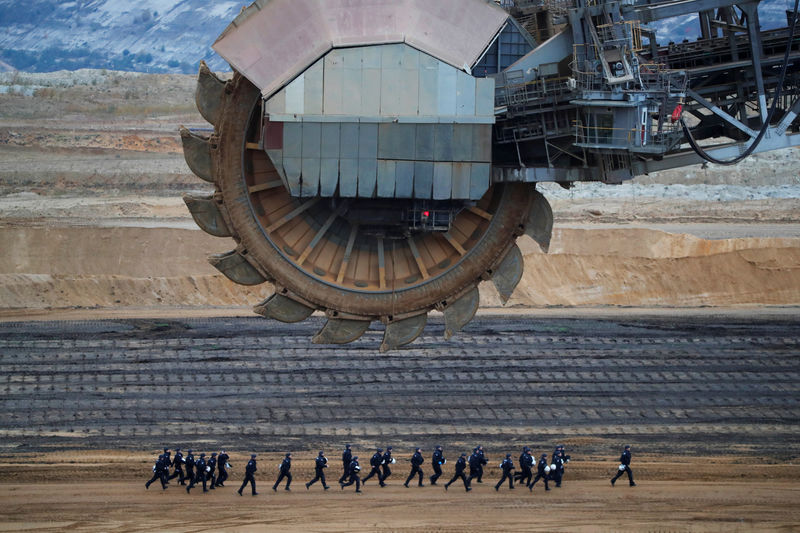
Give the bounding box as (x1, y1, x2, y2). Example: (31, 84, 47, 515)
(611, 445, 636, 487)
(495, 453, 515, 491)
(306, 450, 330, 490)
(145, 450, 168, 490)
(273, 453, 292, 491)
(529, 453, 550, 491)
(184, 449, 195, 485)
(169, 448, 186, 485)
(363, 448, 385, 487)
(159, 448, 171, 487)
(555, 445, 571, 483)
(466, 447, 482, 486)
(340, 455, 362, 493)
(381, 446, 394, 482)
(430, 445, 445, 485)
(476, 445, 487, 483)
(187, 453, 208, 493)
(238, 454, 258, 496)
(215, 450, 230, 487)
(444, 452, 471, 492)
(338, 444, 352, 484)
(206, 452, 218, 490)
(404, 447, 425, 487)
(516, 447, 533, 488)
(550, 450, 564, 487)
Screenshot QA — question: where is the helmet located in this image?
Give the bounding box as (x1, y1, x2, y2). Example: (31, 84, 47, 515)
(550, 464, 556, 470)
(544, 466, 551, 473)
(377, 448, 382, 453)
(619, 464, 626, 471)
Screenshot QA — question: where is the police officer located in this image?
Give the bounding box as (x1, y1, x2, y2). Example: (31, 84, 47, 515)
(444, 452, 471, 492)
(362, 448, 385, 487)
(184, 449, 195, 485)
(187, 453, 208, 493)
(516, 447, 533, 487)
(404, 447, 425, 488)
(306, 450, 330, 490)
(340, 455, 362, 493)
(476, 445, 487, 483)
(495, 453, 515, 491)
(207, 452, 218, 490)
(529, 453, 550, 491)
(552, 450, 564, 487)
(338, 444, 352, 484)
(238, 454, 258, 496)
(159, 448, 171, 487)
(466, 447, 482, 486)
(145, 450, 168, 490)
(430, 445, 445, 485)
(169, 448, 186, 485)
(273, 453, 292, 491)
(381, 446, 394, 482)
(215, 450, 230, 487)
(611, 444, 636, 487)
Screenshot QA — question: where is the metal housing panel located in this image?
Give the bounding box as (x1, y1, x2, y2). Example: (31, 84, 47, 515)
(283, 157, 303, 197)
(452, 124, 474, 162)
(323, 53, 344, 114)
(339, 158, 358, 197)
(378, 123, 415, 160)
(395, 161, 414, 198)
(437, 62, 458, 117)
(302, 122, 322, 159)
(418, 55, 439, 117)
(320, 123, 340, 158)
(359, 124, 379, 160)
(433, 162, 453, 200)
(320, 158, 339, 196)
(377, 160, 397, 198)
(341, 48, 364, 115)
(451, 162, 471, 199)
(358, 158, 378, 198)
(434, 124, 454, 161)
(475, 78, 495, 117)
(285, 73, 305, 115)
(283, 122, 303, 158)
(303, 60, 324, 115)
(413, 161, 433, 199)
(301, 157, 321, 197)
(472, 124, 493, 162)
(340, 123, 360, 159)
(456, 71, 476, 116)
(469, 163, 491, 200)
(415, 124, 434, 161)
(266, 90, 286, 115)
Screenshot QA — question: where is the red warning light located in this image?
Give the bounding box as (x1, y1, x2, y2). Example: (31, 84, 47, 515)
(422, 211, 430, 218)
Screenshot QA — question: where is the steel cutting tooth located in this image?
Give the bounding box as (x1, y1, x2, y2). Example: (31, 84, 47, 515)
(183, 194, 231, 238)
(525, 189, 554, 253)
(380, 314, 427, 353)
(180, 127, 214, 183)
(491, 244, 524, 305)
(313, 319, 371, 345)
(442, 287, 480, 341)
(195, 60, 226, 126)
(254, 294, 314, 323)
(208, 249, 267, 286)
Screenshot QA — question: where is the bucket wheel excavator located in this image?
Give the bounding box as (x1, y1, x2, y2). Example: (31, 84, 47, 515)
(182, 0, 800, 350)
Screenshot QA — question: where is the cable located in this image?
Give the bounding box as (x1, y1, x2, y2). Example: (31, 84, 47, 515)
(680, 0, 799, 165)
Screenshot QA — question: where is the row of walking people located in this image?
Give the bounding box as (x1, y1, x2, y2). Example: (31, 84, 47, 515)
(145, 443, 589, 495)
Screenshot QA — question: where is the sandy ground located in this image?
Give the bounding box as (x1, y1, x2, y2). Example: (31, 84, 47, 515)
(1, 453, 799, 532)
